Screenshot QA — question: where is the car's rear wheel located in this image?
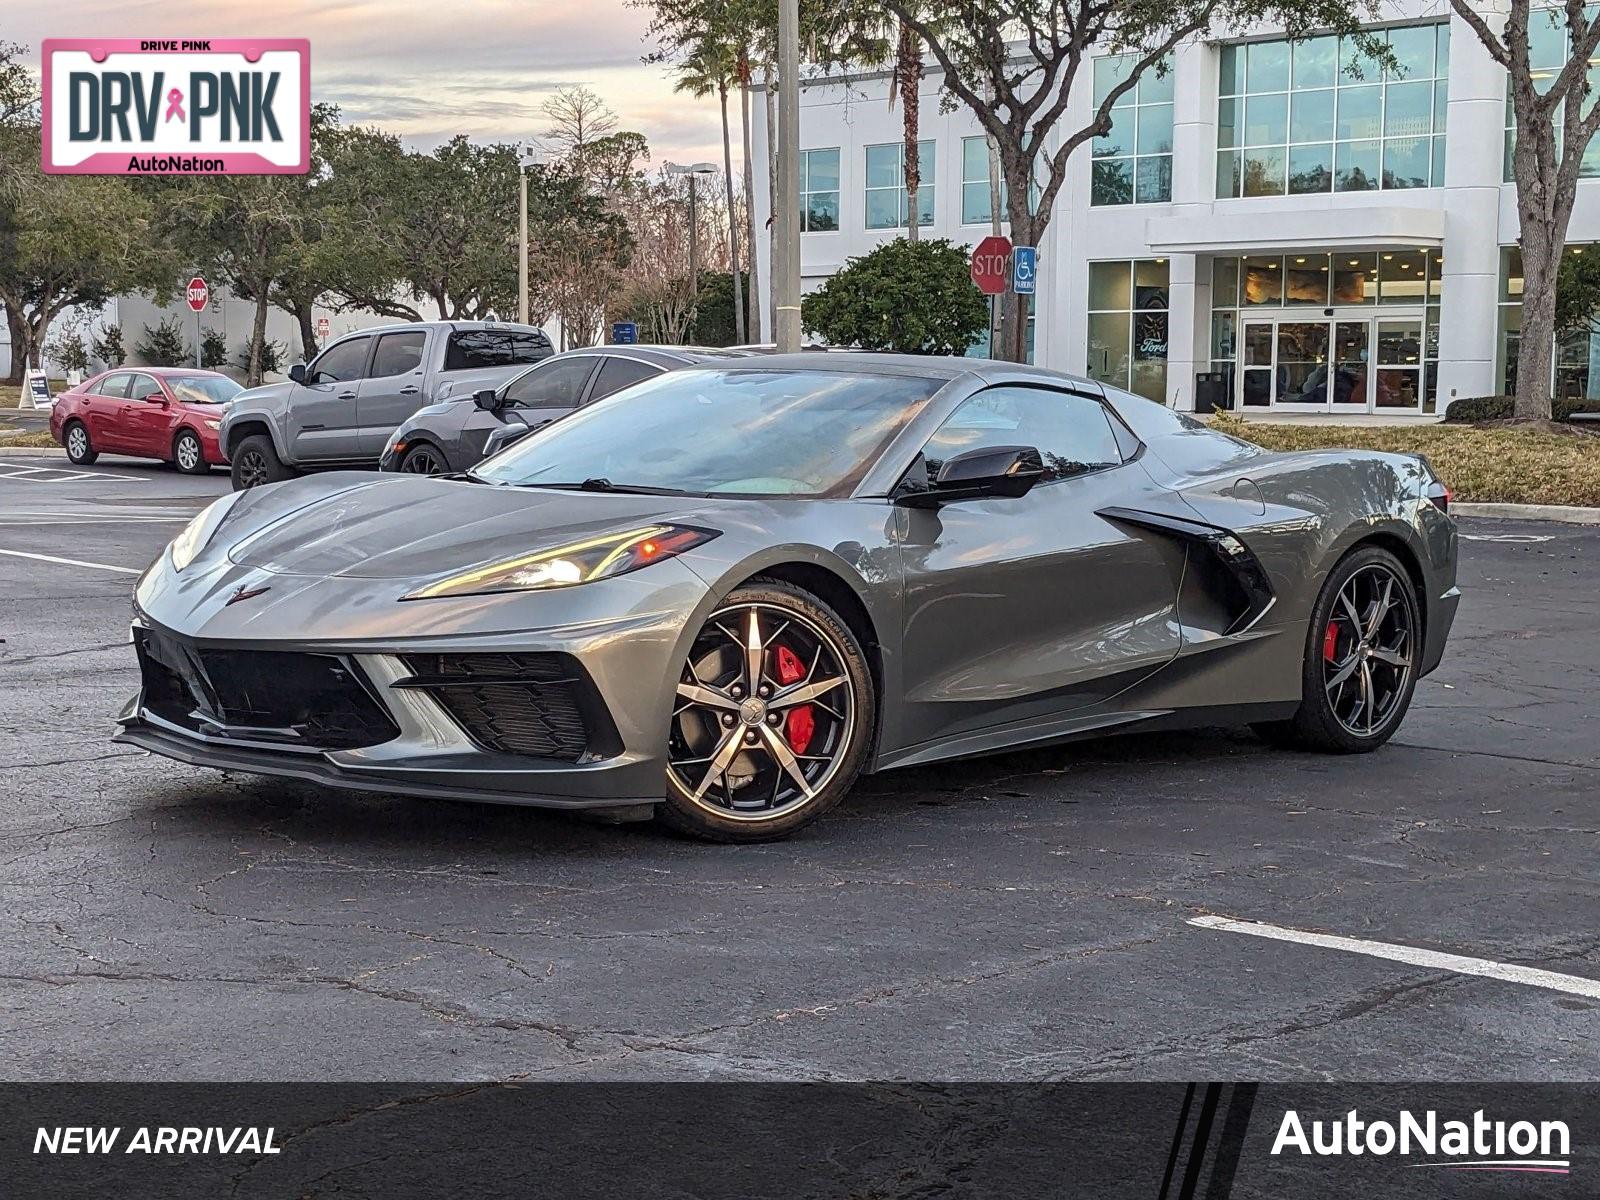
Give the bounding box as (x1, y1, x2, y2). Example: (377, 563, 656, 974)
(64, 421, 97, 465)
(400, 443, 448, 475)
(230, 434, 295, 490)
(1253, 545, 1420, 753)
(659, 582, 875, 842)
(173, 429, 208, 475)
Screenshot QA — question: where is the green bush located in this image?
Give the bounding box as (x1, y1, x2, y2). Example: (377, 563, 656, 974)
(802, 237, 989, 354)
(689, 271, 749, 347)
(235, 339, 287, 376)
(93, 325, 125, 368)
(200, 328, 231, 369)
(135, 317, 191, 367)
(1443, 394, 1600, 423)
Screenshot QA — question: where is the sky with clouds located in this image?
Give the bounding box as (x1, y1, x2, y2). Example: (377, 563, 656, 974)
(6, 0, 726, 165)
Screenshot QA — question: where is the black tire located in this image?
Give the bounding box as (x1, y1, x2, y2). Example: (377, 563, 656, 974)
(1253, 545, 1421, 754)
(658, 580, 876, 842)
(230, 433, 295, 490)
(173, 429, 209, 475)
(399, 442, 448, 475)
(63, 420, 98, 465)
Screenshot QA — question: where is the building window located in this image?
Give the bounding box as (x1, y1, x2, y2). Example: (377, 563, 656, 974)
(1217, 24, 1449, 199)
(1087, 260, 1169, 400)
(1091, 56, 1173, 205)
(799, 148, 840, 232)
(965, 315, 1036, 363)
(1499, 245, 1600, 398)
(865, 141, 935, 229)
(962, 137, 1001, 224)
(1211, 251, 1443, 410)
(1503, 12, 1600, 180)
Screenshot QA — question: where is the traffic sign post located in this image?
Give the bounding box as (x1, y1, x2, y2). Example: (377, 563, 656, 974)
(970, 235, 1012, 296)
(1012, 246, 1037, 296)
(186, 275, 209, 369)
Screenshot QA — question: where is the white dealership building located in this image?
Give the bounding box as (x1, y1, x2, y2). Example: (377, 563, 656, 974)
(752, 2, 1599, 415)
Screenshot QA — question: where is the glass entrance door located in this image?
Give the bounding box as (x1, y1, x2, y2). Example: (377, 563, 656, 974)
(1331, 321, 1369, 408)
(1275, 322, 1332, 408)
(1234, 316, 1405, 412)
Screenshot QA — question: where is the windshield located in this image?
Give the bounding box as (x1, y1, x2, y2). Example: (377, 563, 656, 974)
(471, 368, 942, 497)
(168, 376, 244, 405)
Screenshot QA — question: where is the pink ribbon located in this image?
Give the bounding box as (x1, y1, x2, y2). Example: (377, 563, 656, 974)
(164, 88, 185, 123)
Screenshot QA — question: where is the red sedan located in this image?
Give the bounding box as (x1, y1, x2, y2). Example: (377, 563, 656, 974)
(50, 368, 244, 474)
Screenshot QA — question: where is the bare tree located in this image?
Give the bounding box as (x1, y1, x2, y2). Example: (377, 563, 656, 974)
(541, 86, 620, 159)
(1452, 1, 1600, 420)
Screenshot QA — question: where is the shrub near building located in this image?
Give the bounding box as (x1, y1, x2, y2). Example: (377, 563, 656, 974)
(802, 238, 989, 355)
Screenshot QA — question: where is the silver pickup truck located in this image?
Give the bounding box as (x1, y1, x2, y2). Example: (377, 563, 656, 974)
(220, 320, 552, 489)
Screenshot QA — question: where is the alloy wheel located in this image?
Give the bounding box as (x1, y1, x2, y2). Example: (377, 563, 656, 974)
(67, 426, 88, 459)
(237, 449, 269, 488)
(401, 446, 446, 475)
(176, 435, 200, 471)
(1322, 563, 1414, 738)
(669, 602, 855, 821)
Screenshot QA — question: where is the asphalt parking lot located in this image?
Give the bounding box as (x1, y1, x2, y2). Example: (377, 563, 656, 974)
(1, 455, 1596, 1082)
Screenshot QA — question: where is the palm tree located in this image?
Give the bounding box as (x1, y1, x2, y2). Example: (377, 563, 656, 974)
(674, 38, 745, 343)
(891, 18, 923, 241)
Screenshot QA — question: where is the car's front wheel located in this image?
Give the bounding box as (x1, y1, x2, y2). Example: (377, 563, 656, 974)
(1254, 545, 1421, 753)
(399, 443, 448, 475)
(230, 434, 295, 490)
(659, 581, 875, 842)
(173, 429, 208, 475)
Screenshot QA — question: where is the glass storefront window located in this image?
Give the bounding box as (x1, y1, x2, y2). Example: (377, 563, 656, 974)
(1087, 259, 1169, 401)
(1218, 24, 1450, 198)
(1504, 10, 1600, 180)
(1500, 244, 1600, 398)
(864, 141, 935, 229)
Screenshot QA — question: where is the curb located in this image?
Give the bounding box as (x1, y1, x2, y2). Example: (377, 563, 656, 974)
(0, 446, 68, 458)
(1452, 502, 1600, 525)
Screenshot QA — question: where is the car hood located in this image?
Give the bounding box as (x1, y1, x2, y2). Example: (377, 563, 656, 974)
(227, 381, 294, 409)
(224, 474, 721, 581)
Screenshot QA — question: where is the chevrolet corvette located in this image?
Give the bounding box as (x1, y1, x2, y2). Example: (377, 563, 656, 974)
(116, 355, 1458, 841)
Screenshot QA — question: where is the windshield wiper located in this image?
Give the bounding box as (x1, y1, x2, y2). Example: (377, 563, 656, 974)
(511, 477, 692, 496)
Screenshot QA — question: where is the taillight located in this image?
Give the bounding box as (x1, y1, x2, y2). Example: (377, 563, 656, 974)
(1425, 481, 1451, 514)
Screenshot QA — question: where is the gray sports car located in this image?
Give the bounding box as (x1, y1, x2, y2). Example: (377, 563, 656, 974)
(116, 355, 1458, 841)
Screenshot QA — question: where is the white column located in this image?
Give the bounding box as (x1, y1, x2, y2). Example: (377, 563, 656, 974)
(1435, 9, 1505, 408)
(1161, 41, 1218, 410)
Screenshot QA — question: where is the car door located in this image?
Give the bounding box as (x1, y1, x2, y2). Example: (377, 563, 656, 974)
(895, 384, 1186, 750)
(121, 373, 175, 459)
(355, 328, 429, 455)
(585, 355, 663, 404)
(85, 372, 134, 450)
(290, 336, 371, 462)
(460, 355, 600, 462)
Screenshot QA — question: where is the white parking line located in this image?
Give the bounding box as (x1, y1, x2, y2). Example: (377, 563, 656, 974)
(1188, 915, 1600, 1000)
(0, 463, 147, 483)
(0, 548, 141, 575)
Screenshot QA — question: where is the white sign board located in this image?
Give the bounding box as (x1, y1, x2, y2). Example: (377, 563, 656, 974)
(42, 39, 310, 175)
(22, 367, 55, 410)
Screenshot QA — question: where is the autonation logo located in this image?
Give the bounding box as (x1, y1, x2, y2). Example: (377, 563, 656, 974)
(1272, 1109, 1572, 1175)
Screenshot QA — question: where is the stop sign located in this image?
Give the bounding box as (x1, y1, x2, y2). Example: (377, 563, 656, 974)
(185, 276, 209, 312)
(970, 236, 1012, 295)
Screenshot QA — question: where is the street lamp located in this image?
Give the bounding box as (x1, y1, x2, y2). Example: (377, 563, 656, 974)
(517, 147, 544, 327)
(666, 162, 719, 305)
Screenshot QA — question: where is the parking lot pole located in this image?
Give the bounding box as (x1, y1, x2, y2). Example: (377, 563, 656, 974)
(774, 0, 801, 353)
(517, 165, 530, 327)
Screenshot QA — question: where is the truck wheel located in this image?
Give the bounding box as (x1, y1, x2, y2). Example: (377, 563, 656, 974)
(231, 434, 295, 490)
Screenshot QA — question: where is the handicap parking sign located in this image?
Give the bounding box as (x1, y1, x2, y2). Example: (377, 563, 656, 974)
(1012, 246, 1037, 295)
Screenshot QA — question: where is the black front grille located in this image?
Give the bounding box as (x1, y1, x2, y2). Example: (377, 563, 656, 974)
(399, 653, 606, 761)
(135, 626, 400, 750)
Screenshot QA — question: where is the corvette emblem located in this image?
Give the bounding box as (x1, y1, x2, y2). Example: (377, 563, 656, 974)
(225, 584, 272, 606)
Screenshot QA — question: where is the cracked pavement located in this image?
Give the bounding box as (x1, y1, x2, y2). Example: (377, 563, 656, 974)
(1, 461, 1596, 1081)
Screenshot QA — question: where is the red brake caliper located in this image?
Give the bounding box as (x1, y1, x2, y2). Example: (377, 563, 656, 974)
(775, 644, 814, 755)
(1322, 621, 1340, 663)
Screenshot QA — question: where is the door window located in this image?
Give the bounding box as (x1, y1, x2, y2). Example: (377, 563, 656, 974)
(128, 374, 165, 401)
(369, 331, 426, 378)
(589, 357, 660, 402)
(308, 338, 370, 384)
(503, 357, 596, 408)
(1275, 322, 1330, 403)
(922, 386, 1124, 483)
(94, 373, 133, 398)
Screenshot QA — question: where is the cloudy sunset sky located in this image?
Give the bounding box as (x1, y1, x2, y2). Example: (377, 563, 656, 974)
(7, 0, 726, 163)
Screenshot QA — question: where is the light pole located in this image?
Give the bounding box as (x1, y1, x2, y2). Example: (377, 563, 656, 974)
(517, 148, 542, 327)
(667, 162, 719, 313)
(775, 0, 801, 352)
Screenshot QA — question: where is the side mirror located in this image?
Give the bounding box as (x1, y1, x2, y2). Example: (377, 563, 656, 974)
(473, 388, 503, 412)
(900, 445, 1046, 508)
(288, 363, 307, 384)
(482, 422, 534, 457)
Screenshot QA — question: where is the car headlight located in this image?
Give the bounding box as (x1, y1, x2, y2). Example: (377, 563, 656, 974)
(402, 524, 717, 600)
(203, 418, 221, 429)
(169, 491, 244, 572)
